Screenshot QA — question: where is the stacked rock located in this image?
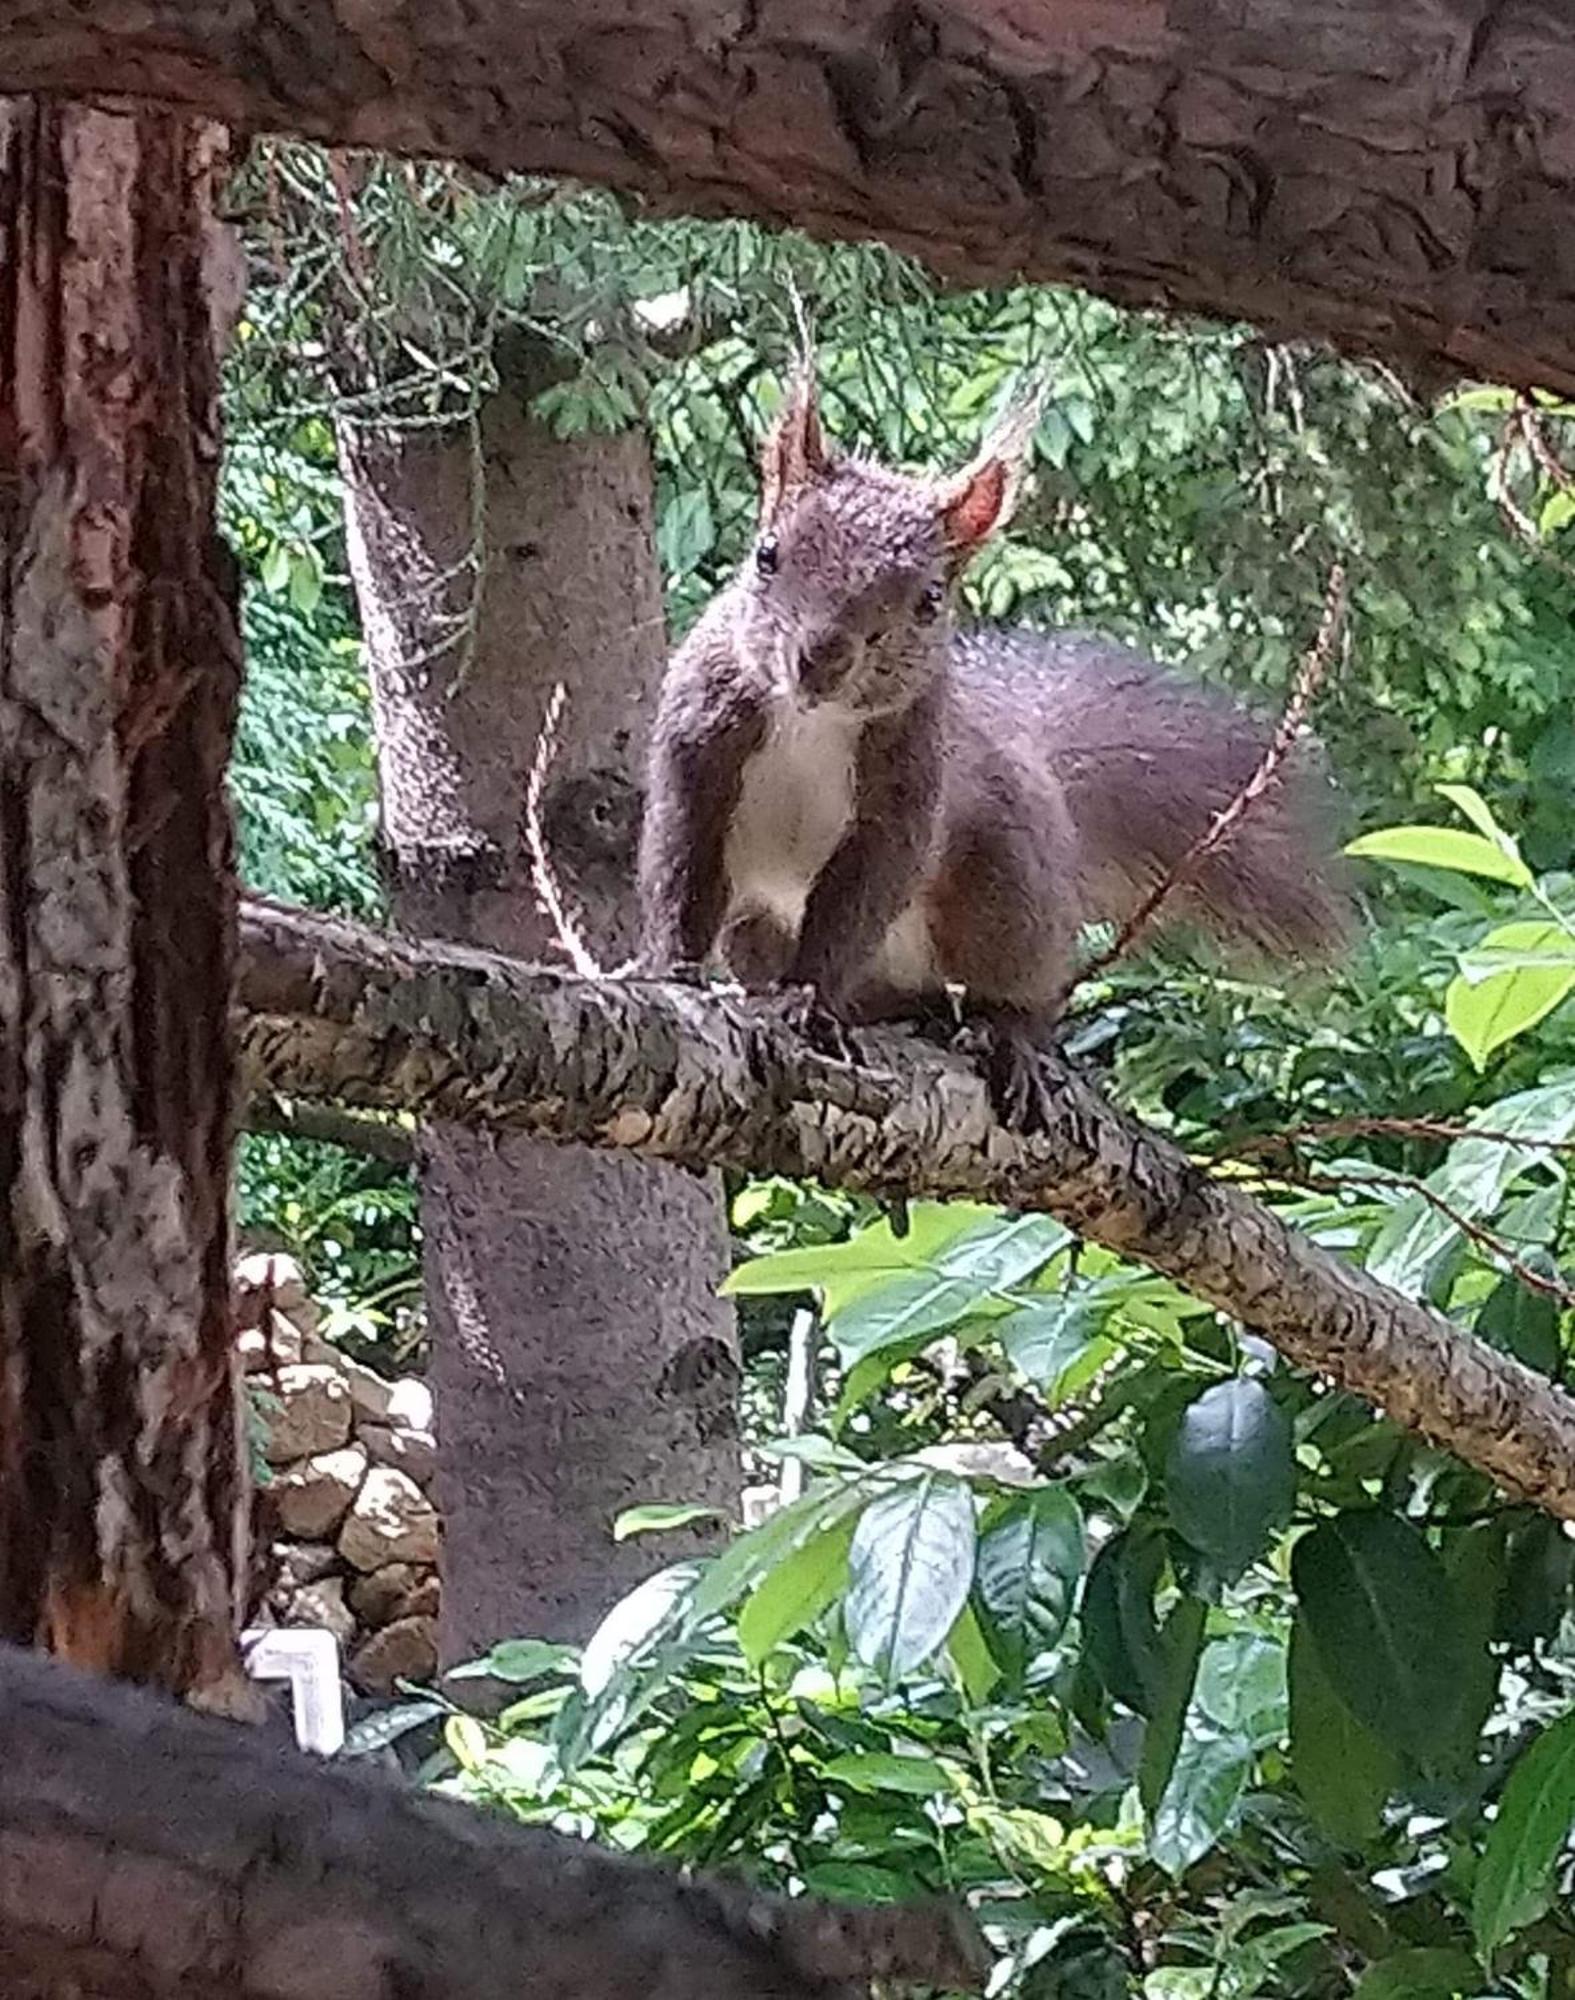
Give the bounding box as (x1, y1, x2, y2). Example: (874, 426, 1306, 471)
(237, 1253, 440, 1694)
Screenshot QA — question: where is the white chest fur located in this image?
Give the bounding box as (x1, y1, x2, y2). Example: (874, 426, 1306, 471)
(721, 700, 940, 998)
(724, 702, 860, 929)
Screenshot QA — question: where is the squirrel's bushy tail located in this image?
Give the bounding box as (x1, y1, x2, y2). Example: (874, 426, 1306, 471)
(960, 629, 1358, 965)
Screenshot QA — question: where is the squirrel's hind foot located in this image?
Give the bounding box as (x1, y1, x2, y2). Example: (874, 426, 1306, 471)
(971, 1009, 1061, 1136)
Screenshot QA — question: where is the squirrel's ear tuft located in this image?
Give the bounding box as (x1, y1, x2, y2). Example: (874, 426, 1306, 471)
(760, 364, 829, 524)
(938, 386, 1044, 560)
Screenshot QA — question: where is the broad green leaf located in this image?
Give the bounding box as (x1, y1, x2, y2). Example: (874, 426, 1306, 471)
(1082, 1524, 1167, 1715)
(467, 1638, 575, 1685)
(1474, 1709, 1575, 1953)
(580, 1561, 700, 1699)
(1166, 1380, 1296, 1575)
(1460, 920, 1575, 977)
(948, 1600, 1002, 1704)
(260, 540, 292, 593)
(1474, 1265, 1561, 1376)
(973, 1485, 1086, 1681)
(691, 1479, 869, 1621)
(1497, 1513, 1575, 1648)
(826, 1213, 1071, 1367)
(998, 1293, 1104, 1395)
(446, 1713, 488, 1773)
(1446, 934, 1575, 1067)
(1441, 1521, 1503, 1780)
(1139, 1595, 1207, 1815)
(1434, 783, 1520, 854)
(1292, 1514, 1467, 1771)
(1350, 1948, 1483, 2000)
(821, 1750, 954, 1796)
(1540, 488, 1575, 538)
(612, 1503, 724, 1542)
(1366, 1082, 1575, 1296)
(1195, 1631, 1287, 1746)
(846, 1474, 977, 1680)
(1346, 825, 1532, 890)
(737, 1513, 855, 1665)
(723, 1202, 998, 1309)
(1289, 1614, 1397, 1847)
(1150, 1718, 1254, 1876)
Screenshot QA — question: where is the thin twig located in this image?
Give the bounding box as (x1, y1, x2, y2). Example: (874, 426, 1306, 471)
(522, 682, 605, 977)
(1235, 1155, 1575, 1309)
(1220, 1114, 1575, 1162)
(1068, 561, 1348, 995)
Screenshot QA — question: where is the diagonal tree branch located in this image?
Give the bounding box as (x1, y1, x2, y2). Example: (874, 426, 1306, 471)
(236, 892, 1575, 1521)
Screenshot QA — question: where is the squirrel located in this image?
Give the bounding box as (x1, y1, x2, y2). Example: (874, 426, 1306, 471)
(637, 366, 1356, 1128)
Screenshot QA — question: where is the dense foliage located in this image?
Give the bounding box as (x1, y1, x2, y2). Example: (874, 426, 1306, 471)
(226, 150, 1575, 2000)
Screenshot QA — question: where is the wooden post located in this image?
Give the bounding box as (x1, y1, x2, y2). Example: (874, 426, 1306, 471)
(0, 98, 254, 1708)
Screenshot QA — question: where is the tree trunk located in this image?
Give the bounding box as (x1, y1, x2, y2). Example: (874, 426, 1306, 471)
(0, 1642, 987, 2000)
(236, 892, 1575, 1524)
(339, 352, 738, 1656)
(4, 5, 1575, 398)
(0, 99, 253, 1709)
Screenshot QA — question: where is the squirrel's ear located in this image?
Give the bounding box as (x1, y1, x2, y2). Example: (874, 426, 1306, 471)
(759, 364, 829, 524)
(938, 387, 1043, 561)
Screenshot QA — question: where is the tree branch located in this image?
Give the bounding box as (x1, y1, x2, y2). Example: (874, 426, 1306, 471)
(236, 893, 1575, 1520)
(0, 1642, 987, 2000)
(5, 5, 1575, 396)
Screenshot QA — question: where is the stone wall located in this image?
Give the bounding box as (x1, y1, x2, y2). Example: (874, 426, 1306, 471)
(237, 1254, 440, 1694)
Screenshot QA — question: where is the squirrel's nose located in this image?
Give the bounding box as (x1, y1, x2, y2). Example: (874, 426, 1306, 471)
(799, 632, 854, 700)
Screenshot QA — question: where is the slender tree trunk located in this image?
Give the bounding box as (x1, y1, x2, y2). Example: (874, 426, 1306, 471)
(339, 349, 739, 1654)
(0, 99, 253, 1707)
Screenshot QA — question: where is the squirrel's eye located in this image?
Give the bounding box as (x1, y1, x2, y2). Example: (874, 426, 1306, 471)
(755, 536, 780, 578)
(916, 580, 946, 622)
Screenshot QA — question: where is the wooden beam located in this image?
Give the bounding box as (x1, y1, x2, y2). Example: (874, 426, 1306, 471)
(1, 3, 1573, 393)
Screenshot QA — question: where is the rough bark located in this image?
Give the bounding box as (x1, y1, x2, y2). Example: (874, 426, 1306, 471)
(0, 99, 253, 1708)
(5, 5, 1575, 396)
(0, 1641, 988, 2000)
(238, 892, 1575, 1521)
(339, 358, 738, 1657)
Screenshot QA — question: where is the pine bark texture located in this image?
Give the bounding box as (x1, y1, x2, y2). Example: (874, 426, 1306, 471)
(0, 1642, 988, 2000)
(3, 4, 1575, 395)
(339, 365, 738, 1657)
(238, 892, 1575, 1521)
(0, 99, 253, 1707)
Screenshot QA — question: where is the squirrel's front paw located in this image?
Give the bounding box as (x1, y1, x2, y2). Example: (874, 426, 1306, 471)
(973, 1013, 1059, 1136)
(758, 983, 859, 1065)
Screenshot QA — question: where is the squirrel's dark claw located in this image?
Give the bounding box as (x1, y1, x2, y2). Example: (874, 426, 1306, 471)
(976, 1014, 1059, 1137)
(761, 983, 860, 1065)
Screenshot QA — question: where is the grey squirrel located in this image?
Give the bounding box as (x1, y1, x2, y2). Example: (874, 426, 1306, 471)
(637, 367, 1355, 1126)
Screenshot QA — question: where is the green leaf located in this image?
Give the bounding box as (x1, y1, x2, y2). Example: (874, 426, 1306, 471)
(947, 1600, 1002, 1704)
(826, 1213, 1070, 1367)
(260, 540, 292, 593)
(1474, 1709, 1575, 1954)
(973, 1485, 1085, 1682)
(998, 1293, 1104, 1395)
(612, 1503, 725, 1542)
(1150, 1718, 1254, 1876)
(580, 1562, 700, 1700)
(469, 1638, 575, 1684)
(1447, 928, 1575, 1068)
(1289, 1614, 1397, 1848)
(1539, 488, 1575, 538)
(1351, 1948, 1483, 2000)
(691, 1479, 869, 1622)
(1291, 1514, 1467, 1772)
(1435, 783, 1514, 848)
(723, 1202, 995, 1305)
(737, 1513, 855, 1666)
(1346, 825, 1533, 890)
(1474, 1264, 1561, 1376)
(1166, 1380, 1296, 1575)
(1138, 1595, 1207, 1815)
(821, 1750, 954, 1796)
(1441, 1521, 1503, 1780)
(846, 1474, 977, 1680)
(1081, 1525, 1166, 1715)
(1366, 1083, 1575, 1297)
